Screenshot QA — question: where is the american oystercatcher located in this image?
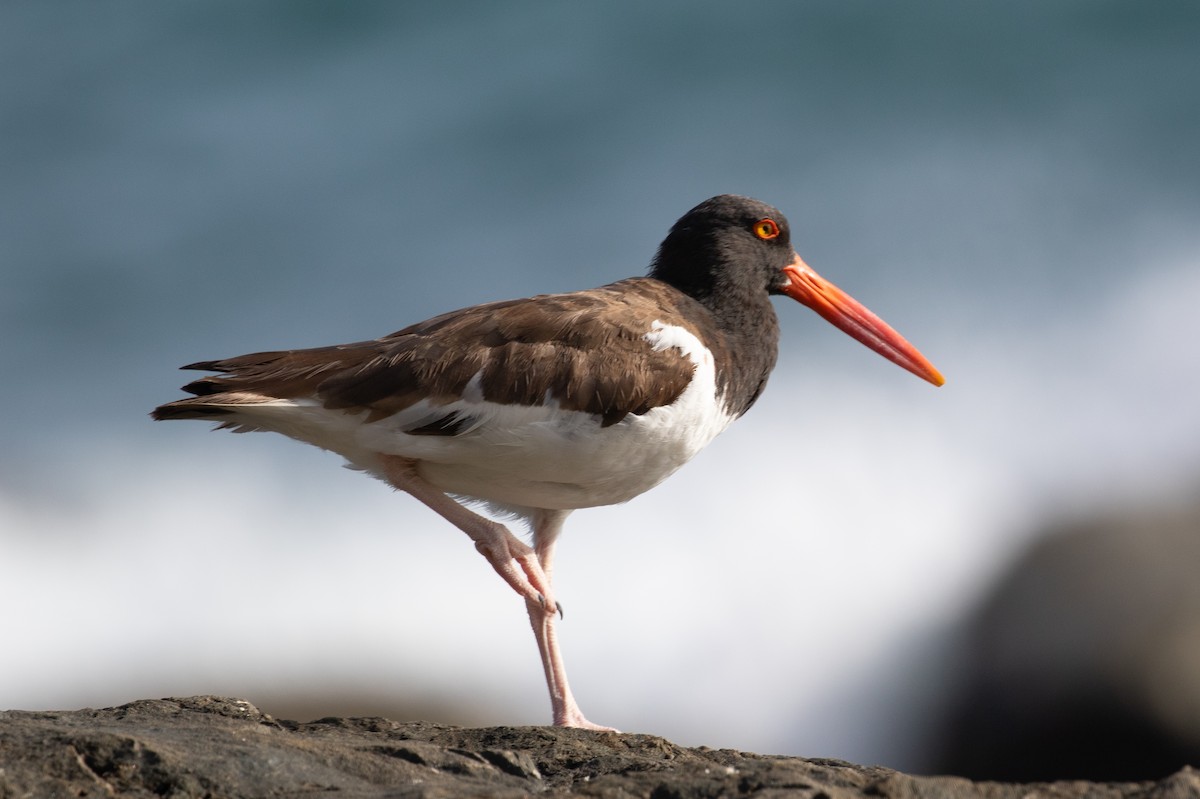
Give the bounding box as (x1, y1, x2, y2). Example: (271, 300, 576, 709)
(153, 194, 944, 730)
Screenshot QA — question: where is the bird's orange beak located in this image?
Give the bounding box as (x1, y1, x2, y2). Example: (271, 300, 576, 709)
(781, 254, 945, 387)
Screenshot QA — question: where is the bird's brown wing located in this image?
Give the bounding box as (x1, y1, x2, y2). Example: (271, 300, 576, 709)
(153, 278, 711, 429)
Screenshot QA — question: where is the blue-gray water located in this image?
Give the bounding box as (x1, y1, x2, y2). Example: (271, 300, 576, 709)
(2, 1, 1199, 768)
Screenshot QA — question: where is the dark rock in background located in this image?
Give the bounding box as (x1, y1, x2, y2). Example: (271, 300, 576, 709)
(924, 495, 1200, 782)
(2, 696, 1198, 798)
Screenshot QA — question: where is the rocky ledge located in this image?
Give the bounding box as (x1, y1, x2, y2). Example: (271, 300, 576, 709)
(1, 696, 1196, 798)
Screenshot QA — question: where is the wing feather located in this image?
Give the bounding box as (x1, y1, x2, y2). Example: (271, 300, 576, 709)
(152, 278, 709, 430)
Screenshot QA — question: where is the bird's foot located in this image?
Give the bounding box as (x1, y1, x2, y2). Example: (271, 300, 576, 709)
(562, 718, 620, 733)
(539, 594, 564, 620)
(474, 536, 560, 616)
(554, 708, 619, 732)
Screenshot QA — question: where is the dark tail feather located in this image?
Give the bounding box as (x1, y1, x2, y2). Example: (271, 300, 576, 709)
(153, 344, 375, 422)
(181, 359, 224, 371)
(151, 400, 234, 422)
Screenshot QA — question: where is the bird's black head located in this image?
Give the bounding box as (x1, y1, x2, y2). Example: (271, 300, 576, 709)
(649, 194, 946, 388)
(649, 194, 797, 304)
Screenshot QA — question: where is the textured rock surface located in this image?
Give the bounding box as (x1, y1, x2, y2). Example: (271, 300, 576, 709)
(2, 696, 1198, 798)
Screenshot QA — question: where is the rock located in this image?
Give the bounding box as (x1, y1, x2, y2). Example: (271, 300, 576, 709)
(1, 696, 1198, 798)
(925, 495, 1200, 782)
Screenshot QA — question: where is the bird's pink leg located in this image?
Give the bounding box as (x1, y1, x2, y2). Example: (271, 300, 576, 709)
(526, 510, 618, 732)
(378, 456, 614, 731)
(378, 455, 557, 614)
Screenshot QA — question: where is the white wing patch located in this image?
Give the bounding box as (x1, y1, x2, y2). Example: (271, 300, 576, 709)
(635, 320, 736, 466)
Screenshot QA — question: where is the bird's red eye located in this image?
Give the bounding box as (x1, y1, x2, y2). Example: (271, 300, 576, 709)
(753, 218, 780, 240)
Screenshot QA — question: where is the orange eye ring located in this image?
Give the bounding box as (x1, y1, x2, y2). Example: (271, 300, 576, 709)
(753, 218, 780, 240)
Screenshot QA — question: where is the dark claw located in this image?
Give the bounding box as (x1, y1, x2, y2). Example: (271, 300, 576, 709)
(535, 594, 565, 620)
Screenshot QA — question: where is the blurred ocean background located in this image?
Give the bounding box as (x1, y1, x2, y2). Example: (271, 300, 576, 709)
(3, 1, 1199, 776)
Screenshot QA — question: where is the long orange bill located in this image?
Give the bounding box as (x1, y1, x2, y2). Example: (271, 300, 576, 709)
(781, 254, 945, 387)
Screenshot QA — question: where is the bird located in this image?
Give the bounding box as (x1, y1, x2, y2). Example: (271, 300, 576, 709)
(152, 194, 944, 731)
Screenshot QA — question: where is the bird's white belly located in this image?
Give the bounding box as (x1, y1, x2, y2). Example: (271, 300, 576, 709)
(217, 322, 736, 511)
(415, 397, 732, 510)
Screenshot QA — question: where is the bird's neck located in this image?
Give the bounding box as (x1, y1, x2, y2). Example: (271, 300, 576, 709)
(711, 291, 780, 419)
(645, 274, 781, 420)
